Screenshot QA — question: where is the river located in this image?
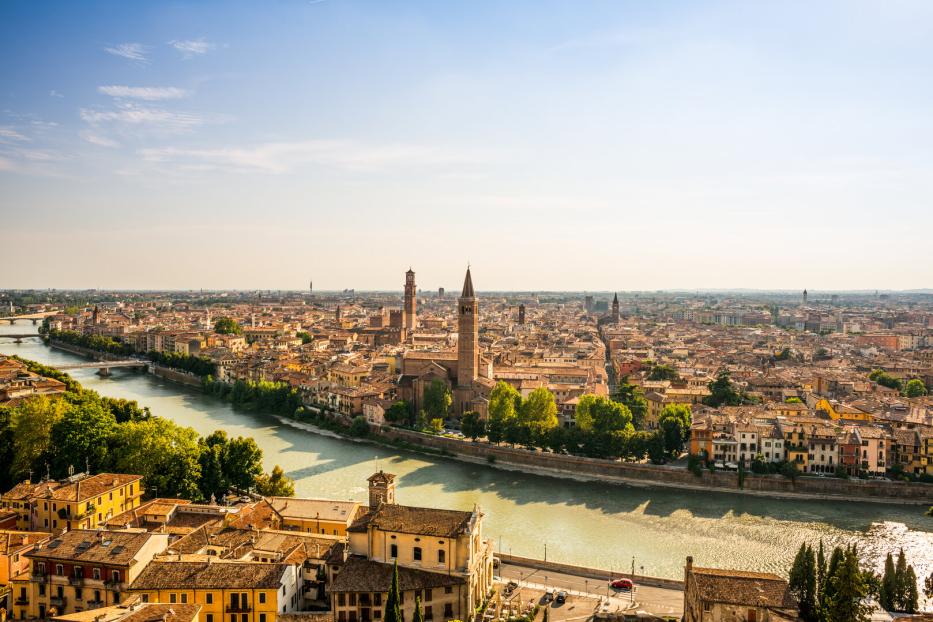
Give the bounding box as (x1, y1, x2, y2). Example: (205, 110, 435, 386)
(1, 323, 931, 591)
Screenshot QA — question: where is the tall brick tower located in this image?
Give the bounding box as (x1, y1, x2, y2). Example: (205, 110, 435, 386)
(457, 267, 479, 392)
(612, 293, 620, 322)
(518, 304, 525, 325)
(404, 268, 417, 331)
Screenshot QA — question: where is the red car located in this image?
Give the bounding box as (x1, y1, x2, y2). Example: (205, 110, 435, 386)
(610, 578, 634, 591)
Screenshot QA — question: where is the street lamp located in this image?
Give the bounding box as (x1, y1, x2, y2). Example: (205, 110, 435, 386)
(630, 557, 636, 603)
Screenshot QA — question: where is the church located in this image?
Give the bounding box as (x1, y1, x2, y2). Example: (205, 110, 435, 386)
(398, 267, 495, 418)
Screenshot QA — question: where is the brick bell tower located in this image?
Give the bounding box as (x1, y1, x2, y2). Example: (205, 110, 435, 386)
(456, 267, 479, 413)
(404, 268, 417, 331)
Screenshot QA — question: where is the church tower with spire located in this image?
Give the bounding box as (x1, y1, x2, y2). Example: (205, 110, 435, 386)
(611, 293, 620, 322)
(404, 268, 417, 331)
(456, 267, 479, 403)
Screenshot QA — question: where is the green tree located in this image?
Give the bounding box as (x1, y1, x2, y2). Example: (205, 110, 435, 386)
(214, 317, 242, 335)
(296, 331, 313, 344)
(703, 369, 747, 407)
(902, 566, 918, 614)
(657, 404, 691, 456)
(646, 431, 667, 464)
(423, 380, 452, 421)
(517, 387, 558, 444)
(487, 382, 520, 444)
(817, 540, 827, 597)
(223, 435, 264, 492)
(822, 546, 871, 622)
(111, 418, 203, 499)
(461, 411, 486, 441)
(429, 418, 444, 434)
(11, 396, 66, 478)
(780, 461, 800, 480)
(384, 401, 412, 426)
(868, 369, 902, 391)
(612, 377, 649, 430)
(255, 465, 296, 497)
(50, 400, 117, 475)
(923, 570, 933, 600)
(350, 416, 371, 437)
(879, 552, 896, 610)
(198, 439, 227, 501)
(788, 543, 817, 622)
(647, 363, 679, 382)
(413, 596, 424, 622)
(384, 560, 402, 622)
(904, 379, 927, 398)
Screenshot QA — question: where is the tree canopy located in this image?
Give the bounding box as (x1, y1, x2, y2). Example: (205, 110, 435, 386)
(214, 317, 242, 335)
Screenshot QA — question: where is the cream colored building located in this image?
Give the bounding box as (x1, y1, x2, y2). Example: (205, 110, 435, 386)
(330, 472, 493, 622)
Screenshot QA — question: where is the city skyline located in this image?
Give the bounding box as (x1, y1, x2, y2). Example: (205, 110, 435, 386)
(2, 0, 933, 290)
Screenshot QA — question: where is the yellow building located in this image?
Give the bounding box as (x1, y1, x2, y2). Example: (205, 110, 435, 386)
(11, 529, 169, 620)
(0, 530, 50, 611)
(268, 498, 361, 537)
(815, 399, 873, 422)
(128, 560, 298, 622)
(1, 473, 143, 532)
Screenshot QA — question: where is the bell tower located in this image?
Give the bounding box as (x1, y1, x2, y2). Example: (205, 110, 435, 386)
(457, 267, 479, 389)
(368, 471, 396, 509)
(404, 268, 417, 331)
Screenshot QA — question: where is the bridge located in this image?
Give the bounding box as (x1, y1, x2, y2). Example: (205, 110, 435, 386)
(0, 334, 45, 343)
(53, 360, 148, 377)
(2, 311, 58, 325)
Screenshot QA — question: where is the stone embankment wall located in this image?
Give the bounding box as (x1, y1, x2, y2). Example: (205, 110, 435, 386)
(150, 365, 203, 388)
(499, 553, 685, 591)
(373, 425, 933, 505)
(49, 339, 126, 361)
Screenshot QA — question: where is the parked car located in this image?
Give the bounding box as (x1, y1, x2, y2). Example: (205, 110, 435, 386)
(609, 578, 634, 591)
(555, 591, 567, 604)
(504, 581, 518, 594)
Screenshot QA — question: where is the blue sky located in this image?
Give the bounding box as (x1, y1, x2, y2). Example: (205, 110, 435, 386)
(1, 0, 932, 291)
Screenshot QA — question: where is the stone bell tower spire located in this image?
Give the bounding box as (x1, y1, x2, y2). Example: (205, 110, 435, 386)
(457, 267, 479, 393)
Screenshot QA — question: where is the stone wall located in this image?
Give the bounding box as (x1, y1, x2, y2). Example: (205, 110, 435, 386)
(374, 425, 933, 505)
(150, 364, 203, 388)
(498, 553, 685, 591)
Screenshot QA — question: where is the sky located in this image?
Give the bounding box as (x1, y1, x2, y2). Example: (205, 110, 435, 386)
(1, 0, 932, 292)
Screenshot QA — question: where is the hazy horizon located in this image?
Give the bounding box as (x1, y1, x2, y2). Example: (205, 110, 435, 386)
(2, 1, 932, 290)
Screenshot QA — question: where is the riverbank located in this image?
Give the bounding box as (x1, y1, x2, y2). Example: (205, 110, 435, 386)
(40, 338, 933, 505)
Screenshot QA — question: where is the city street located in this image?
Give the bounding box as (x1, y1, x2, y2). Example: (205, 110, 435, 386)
(498, 562, 684, 620)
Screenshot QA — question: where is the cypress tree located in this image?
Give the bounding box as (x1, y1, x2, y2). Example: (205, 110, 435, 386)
(822, 546, 870, 622)
(789, 543, 817, 622)
(413, 596, 424, 622)
(894, 548, 908, 611)
(880, 552, 896, 610)
(816, 540, 826, 596)
(385, 560, 403, 622)
(904, 566, 919, 614)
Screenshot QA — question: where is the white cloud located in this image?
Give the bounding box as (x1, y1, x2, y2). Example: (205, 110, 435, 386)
(139, 140, 466, 174)
(0, 127, 30, 143)
(80, 131, 120, 148)
(0, 156, 14, 171)
(104, 43, 149, 62)
(169, 39, 214, 57)
(49, 90, 64, 98)
(98, 85, 189, 101)
(81, 103, 204, 133)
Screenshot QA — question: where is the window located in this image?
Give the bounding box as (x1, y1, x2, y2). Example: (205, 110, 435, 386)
(424, 606, 433, 620)
(170, 594, 177, 604)
(112, 570, 121, 583)
(206, 615, 213, 622)
(437, 550, 445, 564)
(338, 613, 346, 622)
(181, 594, 188, 604)
(349, 594, 357, 606)
(703, 602, 711, 612)
(374, 594, 382, 606)
(259, 616, 266, 622)
(424, 589, 432, 602)
(444, 587, 452, 595)
(75, 588, 83, 601)
(38, 584, 45, 597)
(241, 614, 248, 622)
(206, 594, 214, 605)
(390, 544, 398, 558)
(56, 564, 63, 575)
(75, 566, 83, 578)
(259, 593, 266, 604)
(338, 594, 346, 607)
(748, 610, 757, 622)
(93, 568, 101, 580)
(142, 594, 149, 603)
(413, 547, 422, 561)
(443, 604, 453, 618)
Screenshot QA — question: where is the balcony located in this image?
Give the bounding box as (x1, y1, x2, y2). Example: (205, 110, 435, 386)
(225, 606, 253, 613)
(87, 599, 105, 608)
(69, 576, 85, 586)
(30, 573, 48, 582)
(14, 597, 28, 606)
(50, 596, 67, 607)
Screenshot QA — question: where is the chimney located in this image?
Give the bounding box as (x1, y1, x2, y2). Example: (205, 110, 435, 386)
(685, 556, 693, 586)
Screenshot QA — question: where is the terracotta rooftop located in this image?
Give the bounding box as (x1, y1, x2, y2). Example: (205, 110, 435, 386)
(130, 560, 288, 590)
(349, 503, 474, 538)
(330, 556, 465, 593)
(690, 566, 797, 609)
